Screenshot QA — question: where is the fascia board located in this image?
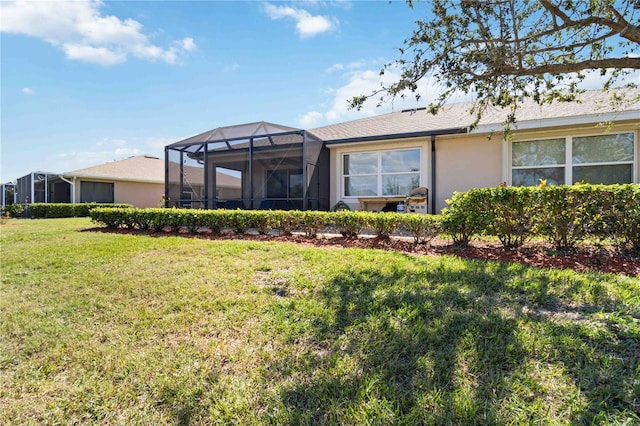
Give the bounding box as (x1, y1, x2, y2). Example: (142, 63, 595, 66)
(471, 110, 640, 135)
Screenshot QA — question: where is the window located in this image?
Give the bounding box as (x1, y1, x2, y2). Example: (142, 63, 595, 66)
(266, 169, 303, 198)
(512, 132, 635, 186)
(572, 133, 634, 184)
(80, 181, 114, 203)
(343, 149, 421, 197)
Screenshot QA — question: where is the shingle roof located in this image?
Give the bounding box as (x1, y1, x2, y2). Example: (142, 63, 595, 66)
(310, 89, 640, 142)
(64, 154, 240, 187)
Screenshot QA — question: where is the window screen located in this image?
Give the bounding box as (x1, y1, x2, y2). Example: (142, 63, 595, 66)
(80, 181, 114, 203)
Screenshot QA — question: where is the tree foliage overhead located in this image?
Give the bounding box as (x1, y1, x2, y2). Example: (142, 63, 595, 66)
(351, 0, 640, 128)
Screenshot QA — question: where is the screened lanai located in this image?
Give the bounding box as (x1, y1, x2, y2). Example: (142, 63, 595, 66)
(165, 121, 329, 210)
(15, 172, 71, 205)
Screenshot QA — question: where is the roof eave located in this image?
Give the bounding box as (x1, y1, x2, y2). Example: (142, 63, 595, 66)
(61, 174, 163, 184)
(324, 127, 468, 146)
(471, 110, 640, 134)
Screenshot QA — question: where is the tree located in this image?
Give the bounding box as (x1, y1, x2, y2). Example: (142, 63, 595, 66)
(350, 0, 640, 129)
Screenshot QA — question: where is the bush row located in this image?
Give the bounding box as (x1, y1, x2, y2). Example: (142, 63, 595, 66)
(88, 184, 640, 253)
(442, 184, 640, 252)
(89, 208, 442, 245)
(23, 203, 133, 218)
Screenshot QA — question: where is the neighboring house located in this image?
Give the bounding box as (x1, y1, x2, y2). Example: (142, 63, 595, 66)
(13, 155, 241, 209)
(166, 89, 639, 213)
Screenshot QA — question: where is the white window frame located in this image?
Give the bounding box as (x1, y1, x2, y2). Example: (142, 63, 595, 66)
(341, 147, 422, 198)
(510, 131, 637, 185)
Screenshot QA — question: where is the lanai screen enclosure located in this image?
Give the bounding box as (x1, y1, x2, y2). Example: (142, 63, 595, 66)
(165, 122, 329, 210)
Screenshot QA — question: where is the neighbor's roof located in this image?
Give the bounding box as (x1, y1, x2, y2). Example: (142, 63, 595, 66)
(64, 154, 240, 187)
(311, 89, 640, 143)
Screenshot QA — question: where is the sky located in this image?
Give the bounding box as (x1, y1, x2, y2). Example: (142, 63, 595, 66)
(1, 0, 638, 183)
(1, 0, 441, 182)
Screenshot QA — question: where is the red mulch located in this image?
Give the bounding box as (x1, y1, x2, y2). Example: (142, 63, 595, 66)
(87, 227, 640, 277)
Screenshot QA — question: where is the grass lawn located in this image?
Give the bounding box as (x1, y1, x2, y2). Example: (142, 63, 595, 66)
(1, 218, 639, 425)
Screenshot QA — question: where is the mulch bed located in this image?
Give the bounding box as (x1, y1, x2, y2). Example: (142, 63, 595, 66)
(88, 227, 640, 277)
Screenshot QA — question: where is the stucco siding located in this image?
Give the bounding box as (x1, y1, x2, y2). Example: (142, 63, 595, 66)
(435, 135, 502, 212)
(114, 181, 164, 208)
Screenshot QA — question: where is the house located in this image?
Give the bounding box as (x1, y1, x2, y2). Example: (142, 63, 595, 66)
(313, 89, 639, 212)
(166, 89, 639, 213)
(14, 155, 241, 209)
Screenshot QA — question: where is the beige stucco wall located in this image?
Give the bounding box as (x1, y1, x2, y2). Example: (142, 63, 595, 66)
(114, 181, 164, 208)
(434, 134, 502, 212)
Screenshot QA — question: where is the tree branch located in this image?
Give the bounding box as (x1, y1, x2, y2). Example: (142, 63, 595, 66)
(466, 57, 640, 80)
(538, 0, 640, 44)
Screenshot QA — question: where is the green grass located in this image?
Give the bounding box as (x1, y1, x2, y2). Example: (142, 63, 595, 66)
(1, 218, 639, 425)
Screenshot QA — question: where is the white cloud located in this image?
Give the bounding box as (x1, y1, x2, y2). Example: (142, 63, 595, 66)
(0, 0, 196, 66)
(263, 3, 336, 38)
(325, 59, 383, 74)
(298, 111, 323, 128)
(325, 63, 344, 73)
(62, 43, 126, 66)
(182, 37, 196, 52)
(22, 87, 34, 95)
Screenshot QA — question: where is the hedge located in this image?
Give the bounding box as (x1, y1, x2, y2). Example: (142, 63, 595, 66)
(90, 207, 443, 244)
(441, 184, 640, 251)
(88, 184, 640, 253)
(25, 203, 133, 219)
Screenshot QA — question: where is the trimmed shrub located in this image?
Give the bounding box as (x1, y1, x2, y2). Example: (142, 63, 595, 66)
(200, 209, 227, 234)
(225, 209, 252, 235)
(365, 212, 401, 239)
(440, 190, 490, 246)
(605, 184, 640, 253)
(532, 185, 608, 251)
(275, 210, 303, 236)
(482, 186, 536, 249)
(90, 207, 131, 229)
(400, 214, 442, 245)
(301, 211, 329, 238)
(331, 211, 367, 238)
(7, 204, 25, 218)
(244, 210, 279, 235)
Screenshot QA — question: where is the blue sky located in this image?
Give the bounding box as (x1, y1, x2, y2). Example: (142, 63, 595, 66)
(1, 0, 441, 182)
(1, 1, 637, 183)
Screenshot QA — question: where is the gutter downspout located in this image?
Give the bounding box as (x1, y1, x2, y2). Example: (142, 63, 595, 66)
(431, 135, 436, 214)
